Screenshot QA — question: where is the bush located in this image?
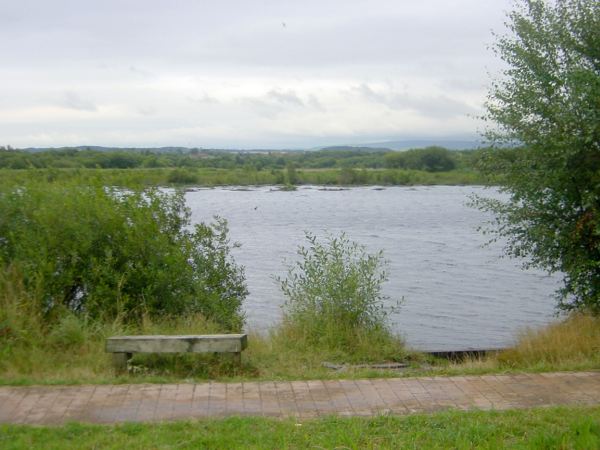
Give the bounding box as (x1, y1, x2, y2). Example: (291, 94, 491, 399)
(384, 147, 456, 172)
(167, 168, 199, 184)
(277, 233, 403, 361)
(0, 181, 247, 330)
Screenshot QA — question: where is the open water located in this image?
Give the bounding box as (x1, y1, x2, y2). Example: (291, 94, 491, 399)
(186, 185, 560, 351)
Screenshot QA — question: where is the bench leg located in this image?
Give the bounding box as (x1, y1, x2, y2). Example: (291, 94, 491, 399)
(234, 352, 241, 366)
(112, 352, 132, 374)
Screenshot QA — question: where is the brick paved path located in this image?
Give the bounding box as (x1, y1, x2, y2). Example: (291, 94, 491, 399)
(1, 371, 599, 425)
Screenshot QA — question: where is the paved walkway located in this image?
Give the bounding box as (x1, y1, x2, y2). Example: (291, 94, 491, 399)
(1, 371, 599, 425)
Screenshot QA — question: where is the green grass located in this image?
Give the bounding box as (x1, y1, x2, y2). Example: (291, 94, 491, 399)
(0, 327, 416, 386)
(0, 167, 486, 189)
(0, 176, 597, 386)
(425, 313, 600, 377)
(1, 406, 599, 449)
(2, 267, 599, 385)
(2, 313, 600, 386)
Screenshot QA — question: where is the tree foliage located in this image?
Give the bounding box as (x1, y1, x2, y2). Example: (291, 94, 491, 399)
(478, 0, 600, 312)
(0, 146, 468, 172)
(278, 233, 400, 355)
(0, 181, 247, 330)
(385, 146, 456, 172)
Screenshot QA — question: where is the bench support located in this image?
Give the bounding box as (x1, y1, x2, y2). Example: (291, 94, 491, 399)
(112, 352, 132, 373)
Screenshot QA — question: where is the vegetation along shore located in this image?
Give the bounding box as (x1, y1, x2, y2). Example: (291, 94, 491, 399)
(1, 0, 600, 447)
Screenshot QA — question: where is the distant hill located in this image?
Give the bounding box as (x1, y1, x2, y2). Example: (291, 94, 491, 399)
(318, 145, 392, 152)
(357, 139, 481, 151)
(312, 139, 481, 152)
(19, 138, 482, 154)
(19, 146, 301, 154)
(21, 146, 194, 154)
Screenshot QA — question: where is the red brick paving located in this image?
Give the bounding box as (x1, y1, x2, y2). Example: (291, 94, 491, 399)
(0, 371, 599, 425)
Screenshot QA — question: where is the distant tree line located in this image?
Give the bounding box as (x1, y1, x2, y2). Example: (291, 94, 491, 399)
(0, 146, 487, 172)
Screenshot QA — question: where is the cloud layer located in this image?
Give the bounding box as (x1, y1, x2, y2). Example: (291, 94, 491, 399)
(0, 0, 511, 148)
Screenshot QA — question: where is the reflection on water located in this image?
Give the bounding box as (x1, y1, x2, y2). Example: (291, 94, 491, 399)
(186, 185, 560, 351)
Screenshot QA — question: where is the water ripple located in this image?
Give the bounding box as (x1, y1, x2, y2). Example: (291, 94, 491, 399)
(186, 185, 560, 351)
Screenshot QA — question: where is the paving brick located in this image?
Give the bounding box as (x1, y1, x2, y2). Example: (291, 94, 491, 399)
(191, 382, 210, 418)
(241, 381, 262, 416)
(259, 381, 281, 417)
(289, 381, 317, 416)
(208, 382, 227, 417)
(275, 381, 299, 417)
(322, 380, 354, 415)
(1, 371, 599, 424)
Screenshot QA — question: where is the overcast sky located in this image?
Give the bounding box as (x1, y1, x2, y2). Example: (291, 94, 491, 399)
(0, 0, 513, 149)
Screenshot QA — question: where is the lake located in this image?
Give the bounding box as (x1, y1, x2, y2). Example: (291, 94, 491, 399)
(186, 185, 560, 351)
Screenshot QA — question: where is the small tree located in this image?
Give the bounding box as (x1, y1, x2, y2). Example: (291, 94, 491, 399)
(477, 0, 600, 312)
(278, 233, 401, 359)
(284, 162, 299, 185)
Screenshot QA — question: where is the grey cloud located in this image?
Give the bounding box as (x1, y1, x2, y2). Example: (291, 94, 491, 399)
(0, 0, 508, 71)
(440, 78, 487, 92)
(240, 89, 307, 118)
(137, 106, 157, 116)
(188, 94, 220, 105)
(0, 0, 511, 147)
(306, 94, 324, 111)
(265, 89, 304, 107)
(129, 66, 153, 78)
(61, 91, 97, 111)
(354, 83, 477, 119)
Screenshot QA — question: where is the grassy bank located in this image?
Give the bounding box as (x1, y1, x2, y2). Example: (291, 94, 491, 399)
(0, 231, 408, 385)
(0, 167, 485, 188)
(1, 309, 599, 385)
(1, 176, 598, 386)
(428, 313, 600, 377)
(2, 406, 599, 449)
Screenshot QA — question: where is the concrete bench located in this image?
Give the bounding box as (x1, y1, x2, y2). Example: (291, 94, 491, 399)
(105, 334, 248, 372)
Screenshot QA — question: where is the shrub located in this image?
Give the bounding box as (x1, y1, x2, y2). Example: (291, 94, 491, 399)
(167, 168, 199, 184)
(403, 147, 456, 172)
(0, 181, 247, 330)
(277, 233, 403, 361)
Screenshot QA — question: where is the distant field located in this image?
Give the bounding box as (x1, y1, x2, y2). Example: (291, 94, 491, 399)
(0, 167, 485, 187)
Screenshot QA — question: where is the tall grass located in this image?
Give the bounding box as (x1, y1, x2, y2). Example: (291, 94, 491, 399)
(2, 267, 600, 384)
(496, 313, 600, 369)
(0, 267, 405, 383)
(0, 266, 234, 382)
(428, 314, 600, 376)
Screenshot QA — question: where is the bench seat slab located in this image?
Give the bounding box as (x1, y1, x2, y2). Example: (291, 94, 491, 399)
(106, 334, 248, 354)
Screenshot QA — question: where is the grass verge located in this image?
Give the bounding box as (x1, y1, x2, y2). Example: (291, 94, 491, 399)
(425, 313, 600, 377)
(1, 406, 599, 449)
(2, 243, 600, 385)
(2, 315, 600, 386)
(0, 167, 486, 189)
